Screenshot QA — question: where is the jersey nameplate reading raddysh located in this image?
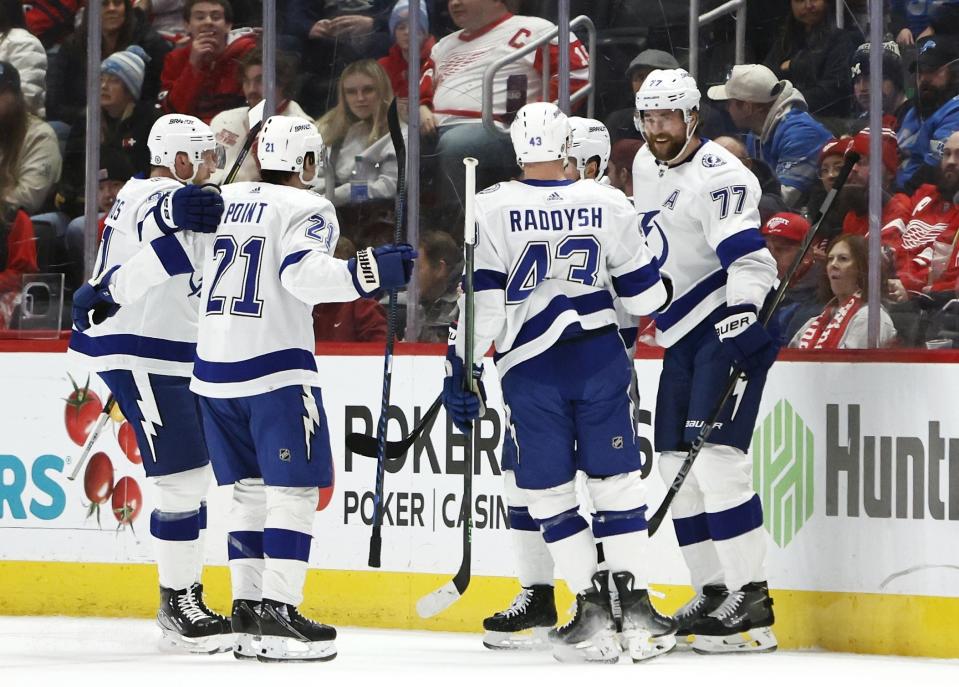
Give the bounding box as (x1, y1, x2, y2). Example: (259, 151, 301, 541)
(507, 207, 603, 232)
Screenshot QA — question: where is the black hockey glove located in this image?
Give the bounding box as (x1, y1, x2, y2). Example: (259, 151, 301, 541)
(714, 305, 779, 377)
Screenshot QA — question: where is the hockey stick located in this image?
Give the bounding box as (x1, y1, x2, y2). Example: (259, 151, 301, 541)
(221, 100, 265, 185)
(368, 98, 406, 568)
(416, 157, 478, 618)
(647, 151, 861, 536)
(346, 393, 442, 460)
(67, 395, 117, 481)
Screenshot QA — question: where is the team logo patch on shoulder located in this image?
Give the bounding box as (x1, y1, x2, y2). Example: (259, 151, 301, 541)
(479, 183, 501, 194)
(702, 153, 727, 168)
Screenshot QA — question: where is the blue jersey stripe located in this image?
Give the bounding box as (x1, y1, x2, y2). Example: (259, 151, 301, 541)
(655, 269, 726, 332)
(69, 331, 196, 362)
(193, 347, 317, 383)
(279, 249, 311, 278)
(612, 261, 661, 298)
(151, 234, 194, 276)
(474, 268, 507, 292)
(716, 228, 766, 270)
(509, 290, 614, 351)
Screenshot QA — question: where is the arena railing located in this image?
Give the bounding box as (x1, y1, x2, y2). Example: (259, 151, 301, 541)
(688, 0, 746, 82)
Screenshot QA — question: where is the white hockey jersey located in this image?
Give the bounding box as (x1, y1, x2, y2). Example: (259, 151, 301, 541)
(107, 183, 365, 398)
(632, 140, 777, 348)
(421, 13, 589, 128)
(68, 176, 205, 376)
(455, 178, 666, 375)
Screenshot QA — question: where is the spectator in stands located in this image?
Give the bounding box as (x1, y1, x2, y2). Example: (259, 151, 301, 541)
(315, 59, 398, 208)
(709, 63, 832, 207)
(0, 62, 61, 215)
(850, 41, 911, 131)
(838, 128, 912, 238)
(714, 134, 788, 223)
(22, 0, 80, 49)
(313, 236, 387, 342)
(160, 0, 256, 123)
(52, 47, 157, 228)
(209, 47, 306, 184)
(790, 234, 897, 348)
(762, 0, 860, 117)
(605, 49, 678, 144)
(0, 200, 38, 328)
(0, 0, 46, 116)
(762, 211, 822, 343)
(606, 138, 643, 199)
(897, 36, 959, 193)
(419, 0, 589, 201)
(377, 0, 434, 116)
(401, 229, 462, 343)
(47, 0, 170, 124)
(283, 0, 393, 117)
(890, 0, 934, 48)
(134, 0, 188, 40)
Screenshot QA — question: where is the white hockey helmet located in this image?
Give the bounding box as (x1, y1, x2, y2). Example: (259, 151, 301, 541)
(257, 115, 325, 184)
(148, 114, 216, 183)
(633, 68, 701, 135)
(634, 68, 702, 167)
(567, 117, 611, 178)
(510, 102, 571, 166)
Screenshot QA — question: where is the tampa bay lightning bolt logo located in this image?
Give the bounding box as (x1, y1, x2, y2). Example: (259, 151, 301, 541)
(639, 210, 669, 266)
(188, 272, 203, 298)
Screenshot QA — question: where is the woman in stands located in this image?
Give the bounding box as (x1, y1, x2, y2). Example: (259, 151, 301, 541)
(790, 234, 898, 349)
(314, 59, 399, 208)
(763, 0, 860, 118)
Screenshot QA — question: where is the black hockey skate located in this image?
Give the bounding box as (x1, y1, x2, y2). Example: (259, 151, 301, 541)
(610, 572, 677, 662)
(257, 598, 337, 662)
(689, 581, 777, 654)
(156, 584, 233, 654)
(673, 584, 728, 639)
(549, 573, 619, 663)
(231, 599, 261, 660)
(482, 585, 557, 650)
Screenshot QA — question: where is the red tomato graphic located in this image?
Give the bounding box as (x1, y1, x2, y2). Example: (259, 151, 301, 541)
(65, 374, 103, 447)
(112, 476, 143, 528)
(83, 452, 114, 504)
(118, 422, 142, 464)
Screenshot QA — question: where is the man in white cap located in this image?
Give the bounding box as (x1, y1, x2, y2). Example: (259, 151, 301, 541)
(708, 64, 831, 207)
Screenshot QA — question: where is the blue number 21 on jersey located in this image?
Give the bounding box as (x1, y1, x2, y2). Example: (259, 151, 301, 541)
(206, 234, 266, 317)
(506, 236, 601, 303)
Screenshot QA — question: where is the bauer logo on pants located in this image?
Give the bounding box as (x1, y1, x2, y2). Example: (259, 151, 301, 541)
(751, 399, 815, 548)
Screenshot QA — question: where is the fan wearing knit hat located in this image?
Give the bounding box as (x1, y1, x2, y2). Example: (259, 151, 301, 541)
(101, 45, 148, 101)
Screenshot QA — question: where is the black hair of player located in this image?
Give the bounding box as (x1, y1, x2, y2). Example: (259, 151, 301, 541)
(259, 152, 317, 186)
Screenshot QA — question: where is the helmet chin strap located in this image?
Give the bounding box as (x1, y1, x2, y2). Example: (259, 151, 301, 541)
(651, 115, 697, 176)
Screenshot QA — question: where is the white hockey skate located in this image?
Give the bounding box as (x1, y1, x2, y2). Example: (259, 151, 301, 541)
(610, 572, 677, 662)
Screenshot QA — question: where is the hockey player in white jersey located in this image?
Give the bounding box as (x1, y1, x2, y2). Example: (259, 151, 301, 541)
(444, 102, 675, 663)
(564, 117, 612, 184)
(482, 115, 632, 651)
(69, 114, 231, 653)
(75, 115, 416, 662)
(633, 69, 779, 653)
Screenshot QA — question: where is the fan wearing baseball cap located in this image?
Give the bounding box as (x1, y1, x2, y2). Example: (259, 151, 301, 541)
(897, 35, 959, 192)
(761, 212, 821, 343)
(708, 64, 831, 207)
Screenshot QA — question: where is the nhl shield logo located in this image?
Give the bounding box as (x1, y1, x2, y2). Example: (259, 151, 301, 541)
(611, 436, 624, 449)
(279, 448, 292, 462)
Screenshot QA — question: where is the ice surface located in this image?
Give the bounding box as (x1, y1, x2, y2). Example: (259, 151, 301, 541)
(1, 617, 956, 687)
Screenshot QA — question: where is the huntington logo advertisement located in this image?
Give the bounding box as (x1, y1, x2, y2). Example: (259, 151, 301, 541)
(752, 399, 814, 548)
